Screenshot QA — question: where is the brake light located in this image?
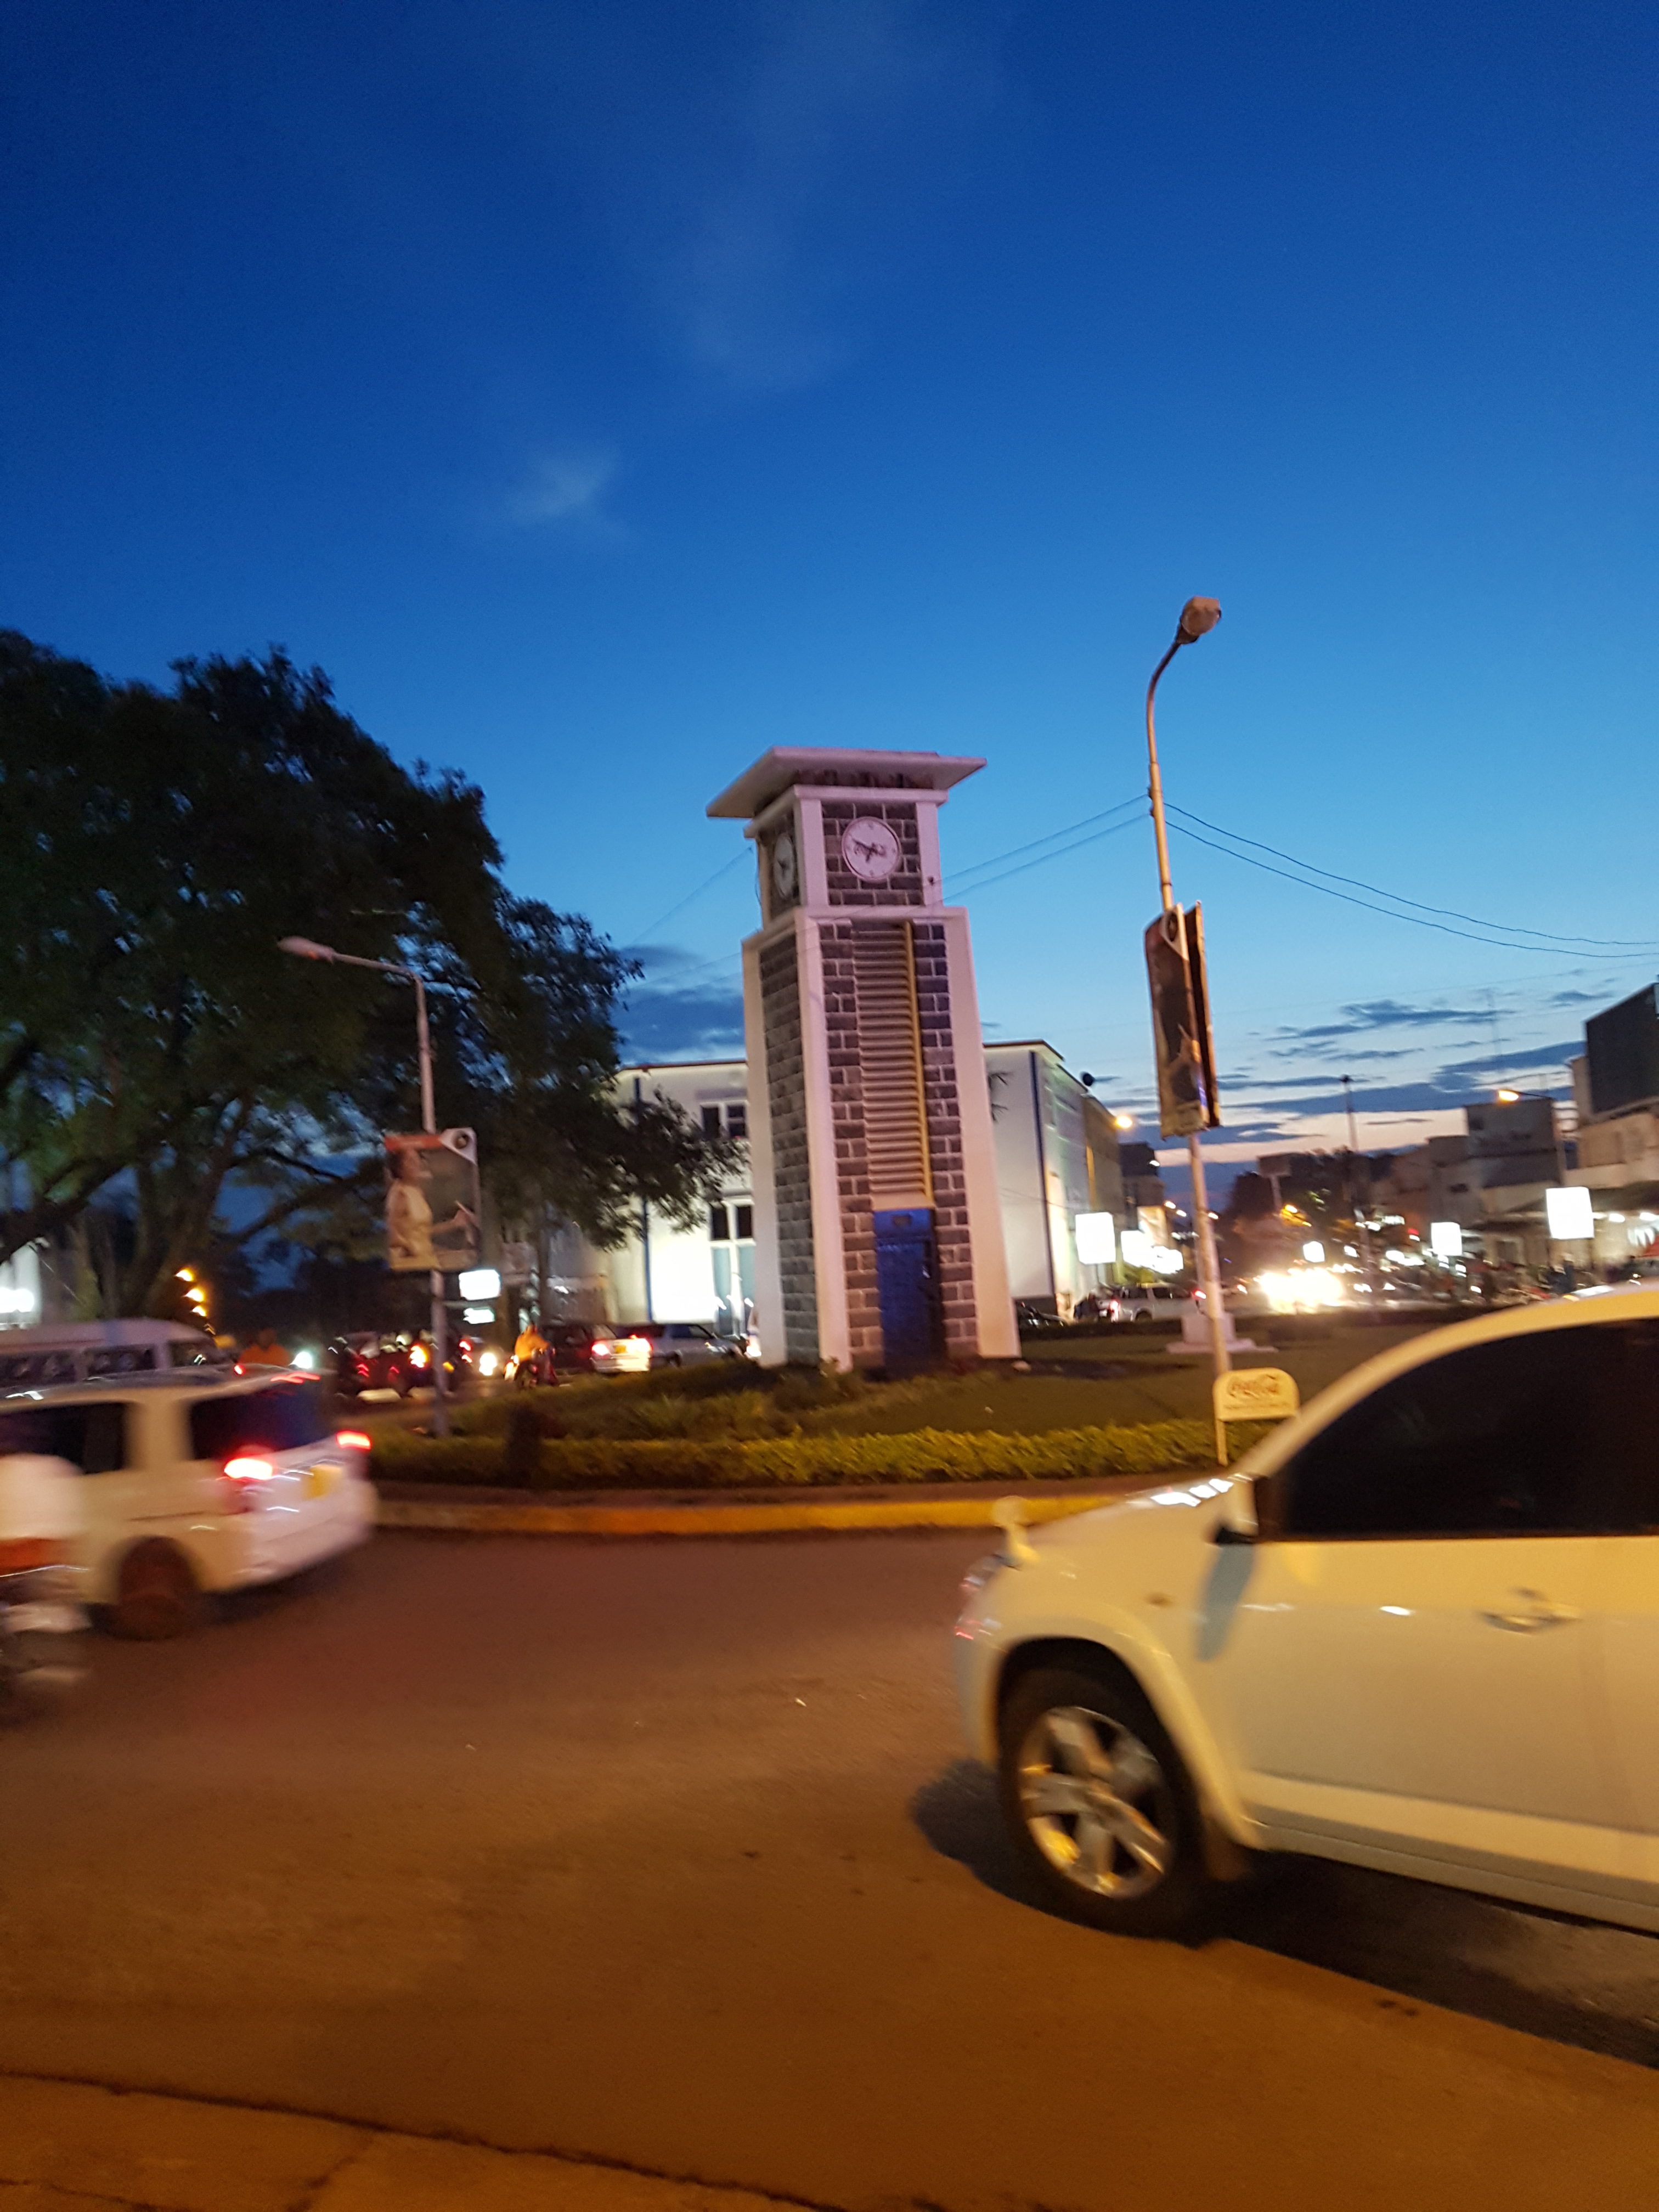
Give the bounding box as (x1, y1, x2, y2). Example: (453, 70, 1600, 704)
(219, 1454, 273, 1513)
(354, 1361, 370, 1377)
(335, 1430, 371, 1452)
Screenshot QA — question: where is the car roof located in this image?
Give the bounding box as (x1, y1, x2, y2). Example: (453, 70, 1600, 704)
(2, 1369, 315, 1406)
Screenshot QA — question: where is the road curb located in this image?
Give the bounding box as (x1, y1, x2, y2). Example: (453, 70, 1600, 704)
(375, 1488, 1133, 1538)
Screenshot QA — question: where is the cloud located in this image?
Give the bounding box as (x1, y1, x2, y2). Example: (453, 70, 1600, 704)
(592, 3, 1006, 392)
(1272, 998, 1497, 1046)
(504, 447, 620, 531)
(617, 945, 745, 1059)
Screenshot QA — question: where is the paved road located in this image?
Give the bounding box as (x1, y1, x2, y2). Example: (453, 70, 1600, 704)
(3, 1532, 1658, 2211)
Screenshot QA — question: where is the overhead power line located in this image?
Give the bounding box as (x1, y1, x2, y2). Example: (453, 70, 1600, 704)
(948, 794, 1143, 891)
(1166, 804, 1659, 952)
(1167, 817, 1654, 960)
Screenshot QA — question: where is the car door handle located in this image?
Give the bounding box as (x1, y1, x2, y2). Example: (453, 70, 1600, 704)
(1479, 1588, 1579, 1633)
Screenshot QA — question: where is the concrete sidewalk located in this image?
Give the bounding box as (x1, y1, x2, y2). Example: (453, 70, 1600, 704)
(375, 1472, 1161, 1538)
(0, 2075, 812, 2212)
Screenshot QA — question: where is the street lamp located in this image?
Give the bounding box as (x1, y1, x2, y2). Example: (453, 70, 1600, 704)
(1143, 599, 1229, 1383)
(278, 935, 450, 1435)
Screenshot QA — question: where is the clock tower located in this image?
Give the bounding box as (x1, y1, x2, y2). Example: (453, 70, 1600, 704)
(708, 748, 1017, 1370)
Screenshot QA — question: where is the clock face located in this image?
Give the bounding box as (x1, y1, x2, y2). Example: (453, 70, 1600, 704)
(770, 829, 798, 902)
(840, 817, 902, 883)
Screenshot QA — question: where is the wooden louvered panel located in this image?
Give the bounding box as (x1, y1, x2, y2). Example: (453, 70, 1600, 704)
(851, 924, 931, 1207)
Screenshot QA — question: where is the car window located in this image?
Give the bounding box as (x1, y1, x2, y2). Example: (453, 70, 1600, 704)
(0, 1349, 77, 1387)
(189, 1383, 328, 1462)
(0, 1401, 128, 1472)
(1279, 1323, 1648, 1541)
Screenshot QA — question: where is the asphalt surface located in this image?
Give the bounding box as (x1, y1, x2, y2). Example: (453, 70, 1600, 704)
(3, 1531, 1658, 2211)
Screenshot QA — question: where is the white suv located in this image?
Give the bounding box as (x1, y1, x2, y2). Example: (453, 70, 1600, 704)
(955, 1290, 1659, 1937)
(0, 1373, 375, 1638)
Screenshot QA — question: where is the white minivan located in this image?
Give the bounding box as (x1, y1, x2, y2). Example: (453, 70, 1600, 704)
(956, 1290, 1659, 1938)
(0, 1371, 375, 1638)
(0, 1319, 230, 1389)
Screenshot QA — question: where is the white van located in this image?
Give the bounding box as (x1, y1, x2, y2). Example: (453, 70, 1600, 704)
(0, 1370, 374, 1637)
(0, 1320, 230, 1391)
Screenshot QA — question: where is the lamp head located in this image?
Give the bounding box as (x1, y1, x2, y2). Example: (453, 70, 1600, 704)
(278, 935, 337, 962)
(1176, 597, 1222, 644)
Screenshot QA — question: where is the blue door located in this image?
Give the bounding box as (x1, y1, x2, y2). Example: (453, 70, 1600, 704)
(873, 1209, 944, 1371)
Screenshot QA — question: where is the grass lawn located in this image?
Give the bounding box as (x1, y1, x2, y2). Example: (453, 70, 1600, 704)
(807, 1320, 1446, 1437)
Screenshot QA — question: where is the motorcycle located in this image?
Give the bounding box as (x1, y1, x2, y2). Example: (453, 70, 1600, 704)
(0, 1453, 89, 1717)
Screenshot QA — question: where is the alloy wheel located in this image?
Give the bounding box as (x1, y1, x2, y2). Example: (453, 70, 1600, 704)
(1017, 1703, 1176, 1900)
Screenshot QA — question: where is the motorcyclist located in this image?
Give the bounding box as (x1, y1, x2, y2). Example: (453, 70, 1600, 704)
(511, 1317, 550, 1389)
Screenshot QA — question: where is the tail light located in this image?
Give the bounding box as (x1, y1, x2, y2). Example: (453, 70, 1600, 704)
(409, 1344, 430, 1369)
(219, 1454, 274, 1512)
(354, 1360, 371, 1378)
(0, 1536, 61, 1574)
(335, 1430, 371, 1453)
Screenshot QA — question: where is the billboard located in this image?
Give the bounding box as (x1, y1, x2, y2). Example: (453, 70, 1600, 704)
(1585, 984, 1659, 1119)
(384, 1128, 481, 1273)
(1144, 904, 1221, 1139)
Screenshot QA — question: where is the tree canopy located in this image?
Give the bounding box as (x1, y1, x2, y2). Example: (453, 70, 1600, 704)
(0, 631, 732, 1314)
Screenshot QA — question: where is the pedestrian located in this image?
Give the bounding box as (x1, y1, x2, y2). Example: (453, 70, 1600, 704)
(240, 1326, 291, 1368)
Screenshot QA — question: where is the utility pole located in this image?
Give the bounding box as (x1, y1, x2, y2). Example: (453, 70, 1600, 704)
(1143, 599, 1230, 1385)
(280, 938, 451, 1435)
(1341, 1072, 1376, 1314)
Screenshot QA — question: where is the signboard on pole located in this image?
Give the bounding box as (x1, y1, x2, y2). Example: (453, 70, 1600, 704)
(384, 1129, 481, 1273)
(1144, 904, 1221, 1139)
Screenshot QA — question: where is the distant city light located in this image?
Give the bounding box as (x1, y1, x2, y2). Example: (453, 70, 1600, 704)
(1302, 1240, 1325, 1263)
(1120, 1228, 1155, 1268)
(1429, 1221, 1464, 1259)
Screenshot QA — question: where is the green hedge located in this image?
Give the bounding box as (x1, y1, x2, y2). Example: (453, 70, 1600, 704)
(371, 1418, 1215, 1492)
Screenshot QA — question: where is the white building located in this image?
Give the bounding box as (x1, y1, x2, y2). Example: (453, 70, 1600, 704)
(565, 1042, 1129, 1336)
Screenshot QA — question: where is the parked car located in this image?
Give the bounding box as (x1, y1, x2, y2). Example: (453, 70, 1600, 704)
(523, 1321, 652, 1376)
(1115, 1283, 1192, 1323)
(0, 1372, 374, 1639)
(955, 1288, 1659, 1938)
(630, 1322, 742, 1367)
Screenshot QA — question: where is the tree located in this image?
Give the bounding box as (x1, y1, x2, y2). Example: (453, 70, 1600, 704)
(0, 633, 729, 1313)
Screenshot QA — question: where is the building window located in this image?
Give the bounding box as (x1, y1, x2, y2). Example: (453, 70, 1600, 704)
(701, 1105, 723, 1139)
(734, 1204, 753, 1241)
(709, 1203, 731, 1242)
(726, 1102, 748, 1141)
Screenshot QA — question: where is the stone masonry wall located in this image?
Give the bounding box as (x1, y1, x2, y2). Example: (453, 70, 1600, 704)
(758, 931, 819, 1364)
(912, 921, 979, 1357)
(817, 917, 979, 1364)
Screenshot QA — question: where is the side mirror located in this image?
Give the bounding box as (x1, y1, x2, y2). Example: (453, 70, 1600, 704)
(1211, 1478, 1259, 1547)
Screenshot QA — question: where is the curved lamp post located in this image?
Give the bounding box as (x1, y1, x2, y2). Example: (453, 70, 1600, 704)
(1143, 599, 1229, 1383)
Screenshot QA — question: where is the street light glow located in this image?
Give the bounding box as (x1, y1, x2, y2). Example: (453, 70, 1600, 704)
(1113, 1112, 1135, 1131)
(1496, 1086, 1520, 1103)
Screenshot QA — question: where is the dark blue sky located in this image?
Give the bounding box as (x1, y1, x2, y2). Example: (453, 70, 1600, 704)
(5, 2, 1656, 1161)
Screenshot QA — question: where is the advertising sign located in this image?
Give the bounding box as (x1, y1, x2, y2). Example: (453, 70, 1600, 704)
(1214, 1365, 1301, 1466)
(384, 1129, 481, 1273)
(1544, 1184, 1594, 1242)
(1144, 905, 1221, 1139)
(1074, 1212, 1117, 1266)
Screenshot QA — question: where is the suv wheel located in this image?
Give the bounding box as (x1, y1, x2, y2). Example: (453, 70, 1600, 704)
(112, 1541, 205, 1640)
(998, 1663, 1209, 1937)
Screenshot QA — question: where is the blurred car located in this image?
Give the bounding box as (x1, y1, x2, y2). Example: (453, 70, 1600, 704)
(1014, 1301, 1067, 1334)
(521, 1321, 652, 1377)
(956, 1288, 1659, 1939)
(630, 1322, 742, 1368)
(1115, 1283, 1192, 1323)
(331, 1333, 417, 1399)
(0, 1372, 374, 1639)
